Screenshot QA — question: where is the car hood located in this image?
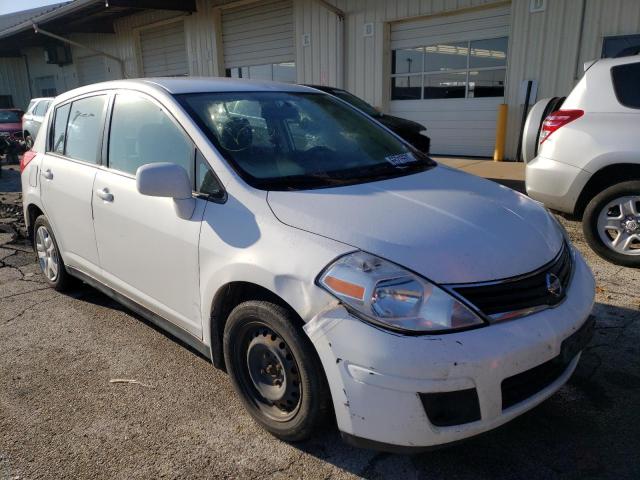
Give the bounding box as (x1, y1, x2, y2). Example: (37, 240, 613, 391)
(379, 114, 425, 132)
(267, 165, 563, 284)
(0, 122, 22, 132)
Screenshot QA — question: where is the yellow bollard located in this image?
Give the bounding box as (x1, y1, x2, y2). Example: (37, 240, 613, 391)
(494, 103, 508, 162)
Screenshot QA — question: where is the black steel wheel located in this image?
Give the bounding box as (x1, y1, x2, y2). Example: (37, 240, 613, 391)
(223, 301, 330, 442)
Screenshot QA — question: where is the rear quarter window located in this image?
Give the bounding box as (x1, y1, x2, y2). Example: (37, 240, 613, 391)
(611, 62, 640, 109)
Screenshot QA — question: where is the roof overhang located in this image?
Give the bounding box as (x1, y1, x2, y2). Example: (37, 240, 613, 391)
(0, 0, 196, 57)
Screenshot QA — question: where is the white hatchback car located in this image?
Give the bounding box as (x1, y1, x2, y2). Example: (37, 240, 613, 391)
(21, 78, 595, 452)
(524, 55, 640, 267)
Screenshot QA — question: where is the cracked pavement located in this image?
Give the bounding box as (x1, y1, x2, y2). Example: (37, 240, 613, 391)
(1, 164, 639, 479)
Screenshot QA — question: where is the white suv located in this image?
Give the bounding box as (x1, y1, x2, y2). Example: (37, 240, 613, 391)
(524, 55, 640, 267)
(21, 79, 595, 452)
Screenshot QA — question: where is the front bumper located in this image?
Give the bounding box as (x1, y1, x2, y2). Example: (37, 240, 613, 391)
(305, 249, 595, 450)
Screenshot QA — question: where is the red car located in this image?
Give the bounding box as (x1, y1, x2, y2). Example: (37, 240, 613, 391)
(0, 108, 25, 163)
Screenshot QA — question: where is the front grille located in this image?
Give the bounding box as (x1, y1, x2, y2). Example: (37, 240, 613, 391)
(450, 243, 572, 318)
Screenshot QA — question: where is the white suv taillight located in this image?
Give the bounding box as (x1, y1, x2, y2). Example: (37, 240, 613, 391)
(539, 109, 584, 144)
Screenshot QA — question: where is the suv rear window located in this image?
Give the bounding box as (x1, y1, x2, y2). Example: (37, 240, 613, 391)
(611, 62, 640, 109)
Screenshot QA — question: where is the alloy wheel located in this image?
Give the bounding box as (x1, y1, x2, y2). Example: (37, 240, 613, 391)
(35, 225, 60, 281)
(596, 195, 640, 255)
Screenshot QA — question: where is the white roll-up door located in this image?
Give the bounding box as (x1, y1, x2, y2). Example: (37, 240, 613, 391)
(222, 0, 294, 70)
(139, 20, 188, 77)
(77, 55, 108, 86)
(389, 6, 510, 157)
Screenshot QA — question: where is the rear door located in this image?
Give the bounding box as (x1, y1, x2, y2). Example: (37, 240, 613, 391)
(40, 94, 108, 277)
(91, 91, 205, 336)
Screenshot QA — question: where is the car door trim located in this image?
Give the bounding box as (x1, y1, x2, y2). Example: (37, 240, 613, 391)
(66, 265, 213, 362)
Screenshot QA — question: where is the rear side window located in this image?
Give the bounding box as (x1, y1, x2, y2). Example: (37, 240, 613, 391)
(65, 95, 107, 164)
(33, 100, 47, 116)
(35, 100, 51, 116)
(50, 103, 71, 154)
(108, 92, 193, 177)
(611, 62, 640, 109)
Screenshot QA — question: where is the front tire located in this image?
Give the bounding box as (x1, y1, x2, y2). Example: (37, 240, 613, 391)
(223, 301, 330, 442)
(583, 181, 640, 267)
(33, 215, 73, 290)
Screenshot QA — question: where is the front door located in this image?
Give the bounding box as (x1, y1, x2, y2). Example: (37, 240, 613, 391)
(92, 91, 204, 336)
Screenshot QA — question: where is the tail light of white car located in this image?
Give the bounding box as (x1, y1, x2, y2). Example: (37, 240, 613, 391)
(539, 110, 584, 144)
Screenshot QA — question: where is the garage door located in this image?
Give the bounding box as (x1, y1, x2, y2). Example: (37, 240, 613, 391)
(389, 6, 510, 157)
(139, 20, 188, 77)
(77, 55, 108, 86)
(222, 0, 296, 82)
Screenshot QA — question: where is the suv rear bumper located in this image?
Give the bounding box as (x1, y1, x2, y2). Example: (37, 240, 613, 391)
(525, 155, 591, 214)
(305, 249, 595, 450)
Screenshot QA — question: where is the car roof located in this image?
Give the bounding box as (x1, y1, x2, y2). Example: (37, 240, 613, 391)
(53, 77, 320, 104)
(0, 108, 23, 112)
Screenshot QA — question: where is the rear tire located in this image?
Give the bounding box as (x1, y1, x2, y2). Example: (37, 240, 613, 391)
(33, 215, 73, 290)
(223, 301, 330, 442)
(583, 181, 640, 267)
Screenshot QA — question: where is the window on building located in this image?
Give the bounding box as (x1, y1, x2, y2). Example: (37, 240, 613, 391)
(65, 95, 107, 164)
(226, 62, 296, 83)
(0, 95, 13, 108)
(611, 62, 640, 109)
(602, 34, 640, 58)
(108, 92, 194, 178)
(391, 37, 508, 100)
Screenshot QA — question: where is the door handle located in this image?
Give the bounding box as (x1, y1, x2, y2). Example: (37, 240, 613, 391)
(96, 188, 114, 202)
(42, 169, 53, 180)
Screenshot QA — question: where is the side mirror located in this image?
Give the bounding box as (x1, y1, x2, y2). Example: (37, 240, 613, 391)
(136, 162, 195, 219)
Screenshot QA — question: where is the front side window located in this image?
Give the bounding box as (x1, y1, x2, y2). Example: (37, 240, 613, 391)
(196, 150, 223, 197)
(611, 62, 640, 109)
(178, 91, 435, 191)
(108, 93, 193, 177)
(391, 37, 508, 100)
(65, 95, 106, 164)
(50, 103, 71, 154)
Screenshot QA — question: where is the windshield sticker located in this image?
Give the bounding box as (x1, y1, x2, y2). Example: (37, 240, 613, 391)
(385, 152, 416, 167)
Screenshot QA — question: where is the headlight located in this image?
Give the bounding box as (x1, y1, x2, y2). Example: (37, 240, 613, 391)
(318, 252, 485, 333)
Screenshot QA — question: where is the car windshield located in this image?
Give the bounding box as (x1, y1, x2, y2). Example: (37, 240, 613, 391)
(0, 111, 22, 123)
(329, 89, 381, 117)
(178, 91, 434, 191)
